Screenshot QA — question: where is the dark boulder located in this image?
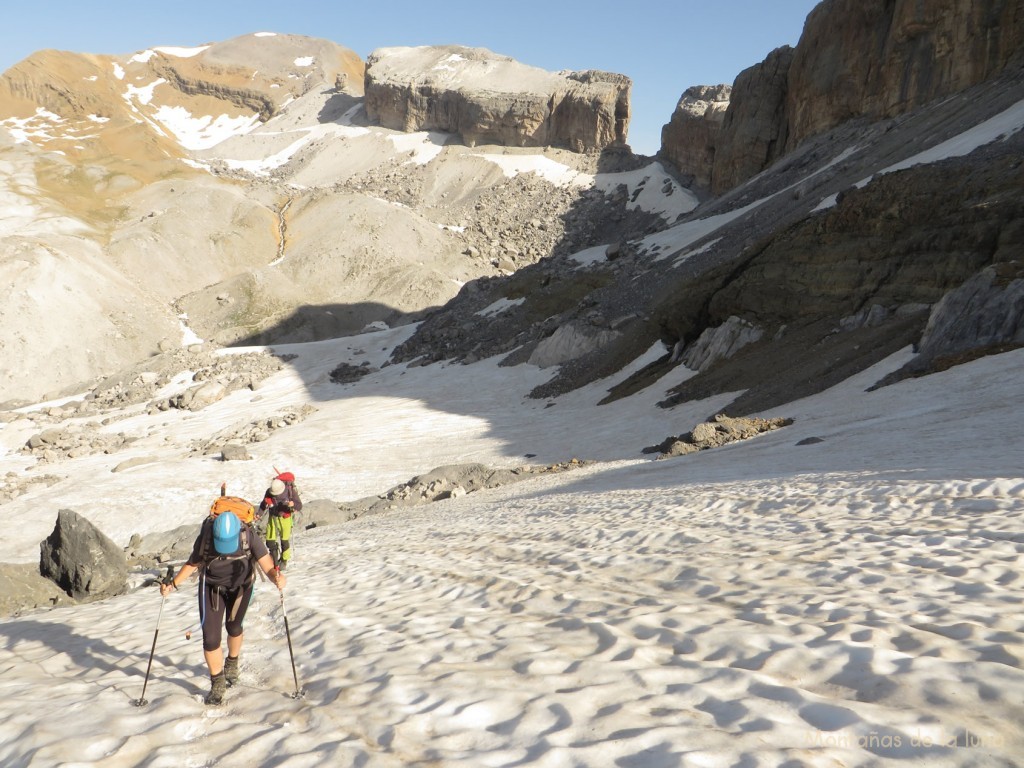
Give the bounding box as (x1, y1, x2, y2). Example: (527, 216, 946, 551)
(39, 509, 128, 600)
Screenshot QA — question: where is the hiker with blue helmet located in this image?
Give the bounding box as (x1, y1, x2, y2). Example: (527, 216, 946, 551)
(160, 509, 286, 705)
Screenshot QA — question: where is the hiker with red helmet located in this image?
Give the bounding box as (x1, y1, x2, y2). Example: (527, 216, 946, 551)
(160, 509, 286, 705)
(258, 471, 303, 571)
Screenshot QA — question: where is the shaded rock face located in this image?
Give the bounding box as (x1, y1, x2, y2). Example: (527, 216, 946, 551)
(873, 260, 1024, 386)
(39, 509, 128, 600)
(659, 85, 731, 190)
(787, 0, 1024, 148)
(664, 0, 1024, 193)
(364, 45, 631, 151)
(392, 61, 1024, 419)
(711, 47, 795, 195)
(916, 261, 1024, 358)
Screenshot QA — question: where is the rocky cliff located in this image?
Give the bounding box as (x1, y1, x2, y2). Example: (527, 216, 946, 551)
(658, 85, 731, 190)
(663, 0, 1024, 194)
(392, 60, 1024, 415)
(364, 45, 631, 151)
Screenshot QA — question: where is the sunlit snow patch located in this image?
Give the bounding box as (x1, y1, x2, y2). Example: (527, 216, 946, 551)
(156, 46, 208, 58)
(593, 162, 698, 221)
(123, 79, 166, 106)
(152, 105, 261, 151)
(178, 314, 204, 346)
(851, 97, 1024, 197)
(223, 133, 315, 175)
(434, 53, 468, 73)
(388, 131, 447, 164)
(631, 198, 764, 266)
(0, 108, 64, 144)
(472, 153, 590, 187)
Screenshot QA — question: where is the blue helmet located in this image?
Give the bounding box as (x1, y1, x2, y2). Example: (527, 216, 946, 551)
(212, 511, 241, 554)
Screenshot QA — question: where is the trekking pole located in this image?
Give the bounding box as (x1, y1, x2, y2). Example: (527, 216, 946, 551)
(134, 595, 165, 707)
(279, 589, 304, 699)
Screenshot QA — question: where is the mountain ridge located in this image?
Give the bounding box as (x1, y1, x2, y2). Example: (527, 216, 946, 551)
(1, 2, 1022, 415)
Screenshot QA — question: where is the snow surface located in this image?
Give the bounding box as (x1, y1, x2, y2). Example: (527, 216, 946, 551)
(0, 324, 1022, 767)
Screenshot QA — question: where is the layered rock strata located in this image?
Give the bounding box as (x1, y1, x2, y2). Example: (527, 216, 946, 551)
(364, 45, 631, 151)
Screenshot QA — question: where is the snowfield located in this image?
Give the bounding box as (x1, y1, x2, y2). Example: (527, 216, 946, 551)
(0, 327, 1022, 767)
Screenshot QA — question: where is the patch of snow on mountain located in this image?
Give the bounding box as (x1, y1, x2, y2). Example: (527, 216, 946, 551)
(637, 197, 765, 263)
(129, 50, 157, 64)
(472, 152, 590, 187)
(0, 108, 64, 144)
(568, 244, 608, 266)
(123, 78, 166, 106)
(476, 297, 526, 317)
(387, 131, 447, 164)
(153, 46, 210, 58)
(594, 162, 698, 220)
(153, 106, 261, 151)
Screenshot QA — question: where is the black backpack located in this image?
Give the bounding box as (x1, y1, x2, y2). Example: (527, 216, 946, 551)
(198, 517, 255, 590)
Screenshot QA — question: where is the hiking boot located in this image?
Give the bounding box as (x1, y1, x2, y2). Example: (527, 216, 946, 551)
(205, 671, 227, 705)
(224, 655, 240, 686)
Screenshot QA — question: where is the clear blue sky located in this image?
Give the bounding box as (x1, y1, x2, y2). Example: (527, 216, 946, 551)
(0, 0, 822, 155)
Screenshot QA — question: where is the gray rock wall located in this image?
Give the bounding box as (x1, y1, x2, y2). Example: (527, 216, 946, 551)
(662, 0, 1024, 194)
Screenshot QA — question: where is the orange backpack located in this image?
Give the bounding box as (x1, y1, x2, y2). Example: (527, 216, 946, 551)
(209, 494, 256, 525)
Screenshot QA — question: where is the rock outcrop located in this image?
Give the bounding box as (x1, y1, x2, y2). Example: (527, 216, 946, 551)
(711, 46, 795, 195)
(663, 0, 1024, 194)
(787, 0, 1024, 148)
(644, 413, 793, 458)
(872, 261, 1024, 386)
(0, 564, 67, 615)
(659, 85, 731, 190)
(39, 509, 128, 600)
(393, 58, 1024, 417)
(364, 45, 631, 151)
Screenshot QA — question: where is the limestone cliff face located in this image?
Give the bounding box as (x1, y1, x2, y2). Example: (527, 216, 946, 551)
(663, 0, 1024, 194)
(711, 47, 795, 195)
(658, 85, 731, 190)
(787, 0, 1024, 147)
(364, 46, 631, 152)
